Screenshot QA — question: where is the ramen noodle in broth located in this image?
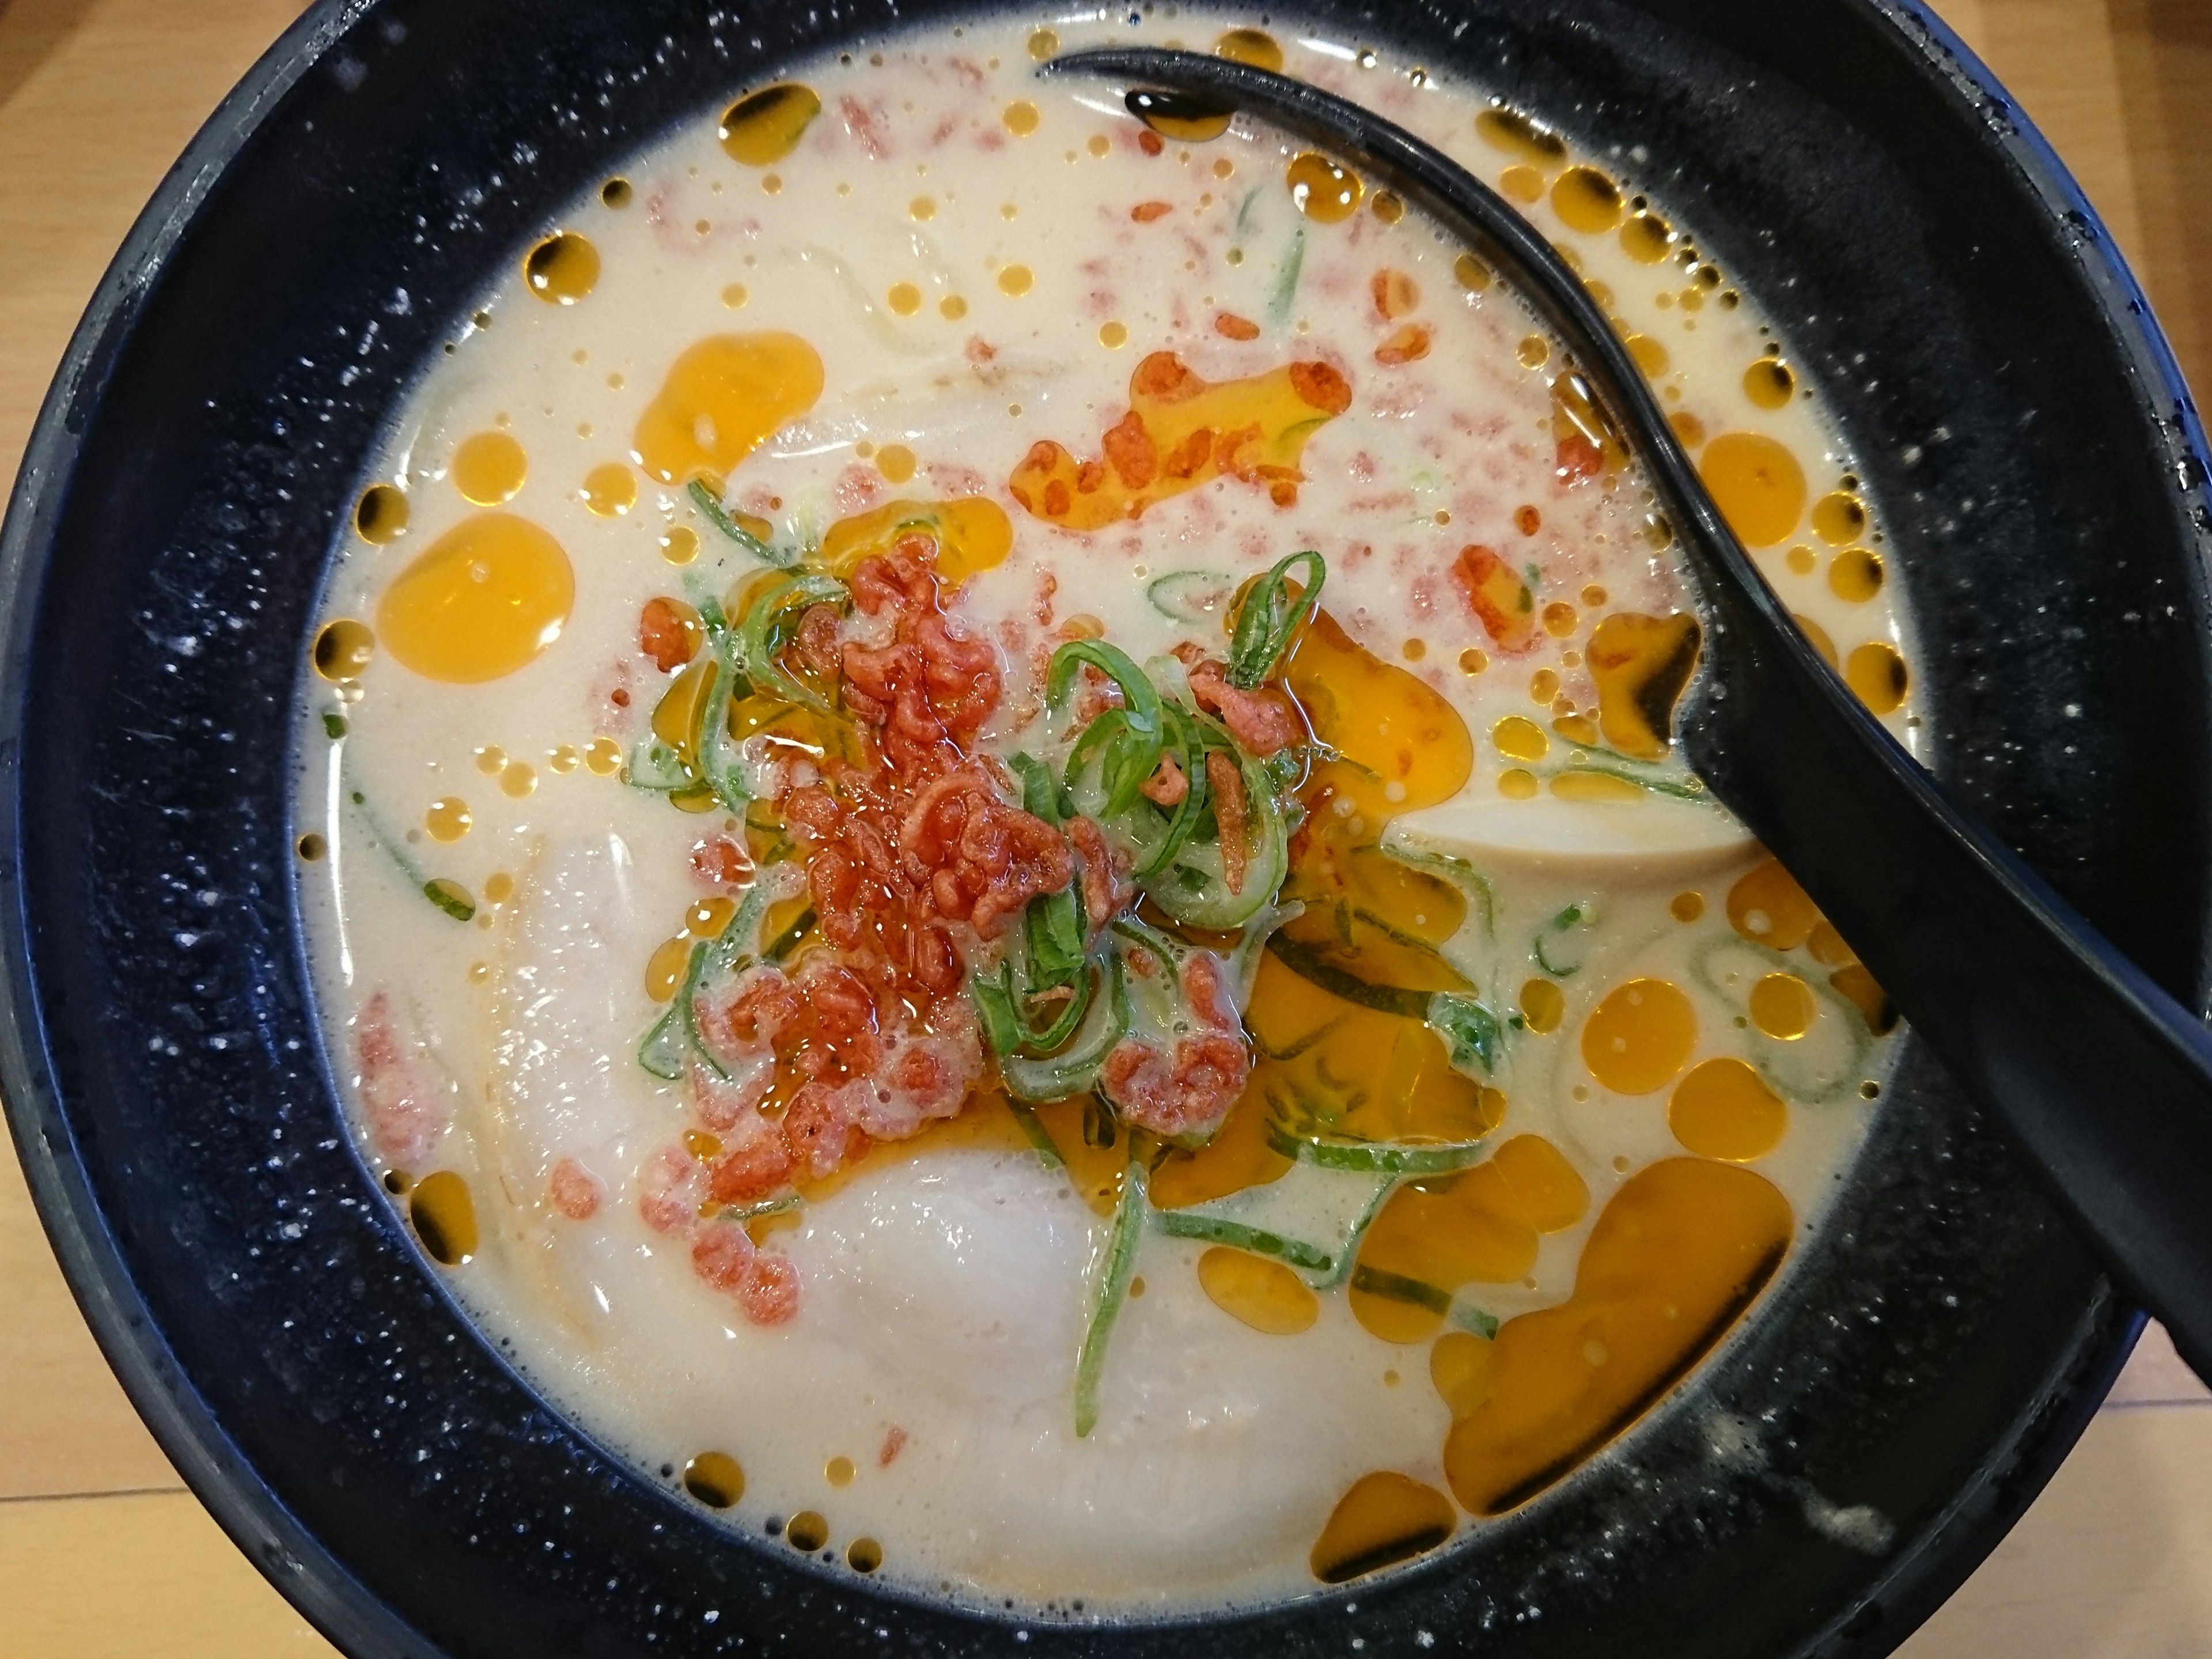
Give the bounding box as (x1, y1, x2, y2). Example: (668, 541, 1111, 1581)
(298, 11, 1918, 1614)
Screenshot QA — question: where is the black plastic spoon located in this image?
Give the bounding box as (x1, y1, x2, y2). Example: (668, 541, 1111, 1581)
(1045, 46, 2212, 1383)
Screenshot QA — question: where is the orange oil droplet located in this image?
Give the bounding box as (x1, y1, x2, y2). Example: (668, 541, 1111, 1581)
(581, 461, 637, 517)
(1551, 165, 1622, 233)
(1491, 715, 1548, 763)
(409, 1171, 478, 1265)
(1625, 333, 1668, 377)
(374, 513, 574, 684)
(313, 618, 375, 680)
(452, 431, 528, 505)
(523, 232, 600, 305)
(1309, 1471, 1456, 1585)
(355, 483, 410, 543)
(633, 332, 824, 485)
(425, 798, 472, 842)
(1127, 86, 1234, 142)
(1811, 491, 1867, 545)
(1581, 978, 1696, 1094)
(682, 1451, 745, 1508)
(1793, 612, 1838, 668)
(1620, 210, 1673, 263)
(817, 497, 1013, 590)
(1727, 859, 1822, 949)
(1009, 351, 1350, 530)
(1743, 357, 1796, 409)
(1671, 1058, 1787, 1160)
(1519, 978, 1565, 1034)
(1846, 641, 1909, 714)
(1475, 107, 1567, 166)
(1828, 547, 1884, 602)
(645, 935, 692, 1002)
(1215, 26, 1284, 71)
(1198, 1246, 1320, 1334)
(720, 83, 821, 165)
(1698, 432, 1806, 547)
(1585, 611, 1700, 761)
(1441, 1160, 1791, 1514)
(1287, 152, 1363, 222)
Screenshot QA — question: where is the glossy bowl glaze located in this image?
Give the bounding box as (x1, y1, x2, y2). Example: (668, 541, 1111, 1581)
(3, 1, 2206, 1654)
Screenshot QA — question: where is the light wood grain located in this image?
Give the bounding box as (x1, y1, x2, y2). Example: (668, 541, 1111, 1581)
(0, 1142, 178, 1499)
(0, 1490, 331, 1658)
(1901, 1404, 2212, 1659)
(1938, 0, 2212, 397)
(1, 0, 2208, 1654)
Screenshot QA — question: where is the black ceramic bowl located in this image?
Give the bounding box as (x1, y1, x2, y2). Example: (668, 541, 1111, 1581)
(5, 0, 2206, 1654)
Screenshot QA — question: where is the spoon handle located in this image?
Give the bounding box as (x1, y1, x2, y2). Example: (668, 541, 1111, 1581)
(1046, 46, 2212, 1381)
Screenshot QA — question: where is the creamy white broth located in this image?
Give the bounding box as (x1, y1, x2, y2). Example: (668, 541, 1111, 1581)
(299, 10, 1918, 1616)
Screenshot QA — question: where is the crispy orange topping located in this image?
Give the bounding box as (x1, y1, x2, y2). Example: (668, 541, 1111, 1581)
(1008, 350, 1351, 529)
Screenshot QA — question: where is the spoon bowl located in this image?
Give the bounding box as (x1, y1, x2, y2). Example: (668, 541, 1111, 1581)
(1046, 43, 2212, 1383)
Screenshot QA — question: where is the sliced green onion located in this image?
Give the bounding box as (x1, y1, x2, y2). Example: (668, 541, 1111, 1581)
(1048, 641, 1164, 816)
(700, 862, 806, 983)
(736, 572, 848, 714)
(1453, 1303, 1502, 1340)
(1376, 843, 1498, 938)
(1267, 224, 1306, 324)
(684, 592, 757, 817)
(1002, 950, 1131, 1101)
(1428, 991, 1505, 1077)
(1074, 1157, 1149, 1438)
(1252, 1017, 1342, 1064)
(638, 944, 711, 1082)
(1132, 703, 1210, 880)
(1154, 1211, 1334, 1273)
(1226, 550, 1325, 690)
(1225, 899, 1298, 995)
(763, 904, 816, 963)
(343, 786, 476, 925)
(1028, 887, 1088, 990)
(1147, 570, 1236, 625)
(680, 938, 730, 1081)
(971, 952, 1097, 1058)
(638, 941, 727, 1083)
(422, 878, 476, 923)
(1109, 914, 1183, 974)
(1007, 752, 1059, 824)
(1263, 933, 1433, 1021)
(969, 966, 1026, 1056)
(1532, 933, 1581, 978)
(715, 1194, 801, 1223)
(1007, 1099, 1067, 1168)
(688, 478, 797, 566)
(1349, 1263, 1452, 1313)
(1142, 749, 1289, 929)
(1267, 1125, 1490, 1175)
(1313, 1177, 1397, 1292)
(626, 738, 699, 793)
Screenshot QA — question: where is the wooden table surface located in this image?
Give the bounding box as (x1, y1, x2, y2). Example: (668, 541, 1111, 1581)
(3, 1, 2210, 1653)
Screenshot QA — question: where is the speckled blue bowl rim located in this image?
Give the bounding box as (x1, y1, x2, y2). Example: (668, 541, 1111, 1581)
(0, 1, 2194, 1654)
